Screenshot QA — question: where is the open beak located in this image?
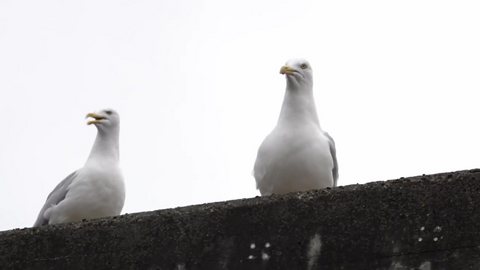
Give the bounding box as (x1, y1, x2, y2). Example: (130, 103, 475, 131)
(85, 112, 105, 125)
(280, 65, 296, 75)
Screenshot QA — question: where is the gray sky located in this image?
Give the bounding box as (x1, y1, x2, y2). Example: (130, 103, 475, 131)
(1, 0, 479, 232)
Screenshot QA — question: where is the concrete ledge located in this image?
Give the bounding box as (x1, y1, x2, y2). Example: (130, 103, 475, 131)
(2, 169, 480, 270)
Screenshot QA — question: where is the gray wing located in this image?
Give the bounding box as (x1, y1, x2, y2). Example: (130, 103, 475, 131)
(323, 132, 339, 187)
(33, 170, 78, 227)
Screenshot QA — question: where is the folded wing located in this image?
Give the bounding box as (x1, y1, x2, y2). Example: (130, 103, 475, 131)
(33, 170, 78, 227)
(323, 132, 339, 187)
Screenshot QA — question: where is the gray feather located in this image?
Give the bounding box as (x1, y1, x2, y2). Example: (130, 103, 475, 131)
(33, 170, 78, 227)
(323, 132, 339, 187)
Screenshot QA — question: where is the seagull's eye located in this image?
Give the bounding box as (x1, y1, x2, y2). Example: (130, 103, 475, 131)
(301, 64, 308, 69)
(105, 110, 112, 115)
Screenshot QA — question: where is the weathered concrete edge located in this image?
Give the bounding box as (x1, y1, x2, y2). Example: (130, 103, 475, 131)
(0, 169, 463, 233)
(2, 168, 480, 270)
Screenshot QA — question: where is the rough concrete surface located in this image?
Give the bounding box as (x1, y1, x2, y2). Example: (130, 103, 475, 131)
(2, 169, 480, 270)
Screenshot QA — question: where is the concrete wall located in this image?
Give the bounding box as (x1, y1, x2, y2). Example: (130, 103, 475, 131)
(2, 169, 480, 270)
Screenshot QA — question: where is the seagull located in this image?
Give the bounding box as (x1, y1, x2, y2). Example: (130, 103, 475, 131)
(253, 58, 338, 196)
(33, 108, 126, 227)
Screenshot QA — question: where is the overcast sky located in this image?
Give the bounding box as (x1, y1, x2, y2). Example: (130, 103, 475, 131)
(1, 0, 479, 232)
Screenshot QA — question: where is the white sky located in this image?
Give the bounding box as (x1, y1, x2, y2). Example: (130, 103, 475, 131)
(1, 0, 479, 232)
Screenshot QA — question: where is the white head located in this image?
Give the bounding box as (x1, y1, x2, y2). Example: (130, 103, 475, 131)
(280, 58, 313, 90)
(85, 108, 120, 134)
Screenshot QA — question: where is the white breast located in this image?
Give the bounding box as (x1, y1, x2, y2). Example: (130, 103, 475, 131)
(47, 164, 126, 225)
(254, 125, 334, 195)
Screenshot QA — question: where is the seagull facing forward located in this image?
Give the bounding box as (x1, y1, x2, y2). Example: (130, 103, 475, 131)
(33, 108, 126, 227)
(253, 58, 338, 196)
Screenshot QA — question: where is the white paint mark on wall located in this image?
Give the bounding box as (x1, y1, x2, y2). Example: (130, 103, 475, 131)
(434, 237, 438, 242)
(420, 226, 425, 231)
(250, 243, 256, 249)
(265, 243, 271, 248)
(262, 252, 270, 261)
(307, 234, 322, 270)
(248, 255, 255, 260)
(418, 238, 423, 242)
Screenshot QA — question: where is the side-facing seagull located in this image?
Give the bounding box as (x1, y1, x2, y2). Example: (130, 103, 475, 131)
(33, 108, 126, 227)
(253, 58, 338, 196)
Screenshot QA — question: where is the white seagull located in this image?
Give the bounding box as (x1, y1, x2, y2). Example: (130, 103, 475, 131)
(33, 108, 126, 227)
(253, 58, 338, 196)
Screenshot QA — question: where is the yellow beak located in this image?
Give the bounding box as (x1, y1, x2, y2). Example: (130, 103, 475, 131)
(280, 65, 296, 75)
(85, 112, 105, 125)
